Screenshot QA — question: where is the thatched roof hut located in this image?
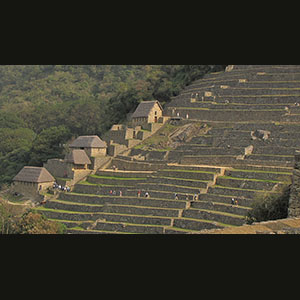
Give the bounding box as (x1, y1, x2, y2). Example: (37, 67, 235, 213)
(69, 135, 107, 149)
(64, 149, 91, 165)
(13, 166, 55, 183)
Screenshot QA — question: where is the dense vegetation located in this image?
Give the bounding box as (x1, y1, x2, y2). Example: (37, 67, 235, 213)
(246, 185, 291, 224)
(0, 202, 66, 234)
(0, 65, 226, 188)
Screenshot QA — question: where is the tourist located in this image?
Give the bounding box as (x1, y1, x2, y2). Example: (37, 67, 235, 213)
(137, 190, 141, 197)
(145, 192, 149, 198)
(174, 193, 178, 200)
(194, 193, 198, 201)
(109, 190, 113, 195)
(231, 198, 235, 205)
(235, 199, 239, 206)
(120, 190, 122, 197)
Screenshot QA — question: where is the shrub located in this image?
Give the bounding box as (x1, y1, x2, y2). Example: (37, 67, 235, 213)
(246, 185, 290, 224)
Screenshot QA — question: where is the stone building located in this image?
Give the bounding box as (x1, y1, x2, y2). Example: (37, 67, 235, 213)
(64, 149, 91, 170)
(131, 100, 163, 125)
(12, 166, 55, 198)
(69, 135, 107, 157)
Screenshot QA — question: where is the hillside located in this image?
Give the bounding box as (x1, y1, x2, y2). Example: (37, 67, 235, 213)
(0, 65, 225, 189)
(34, 65, 300, 234)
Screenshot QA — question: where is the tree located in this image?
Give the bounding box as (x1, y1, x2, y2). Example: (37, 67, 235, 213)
(11, 210, 66, 234)
(0, 202, 15, 234)
(0, 127, 36, 156)
(246, 185, 291, 224)
(0, 147, 32, 188)
(29, 125, 72, 166)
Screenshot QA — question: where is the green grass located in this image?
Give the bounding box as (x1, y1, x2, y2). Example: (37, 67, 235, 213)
(161, 169, 217, 174)
(154, 175, 209, 183)
(189, 207, 245, 219)
(89, 175, 147, 180)
(231, 168, 292, 175)
(138, 182, 205, 190)
(133, 122, 181, 151)
(219, 175, 288, 184)
(78, 181, 121, 187)
(212, 185, 280, 193)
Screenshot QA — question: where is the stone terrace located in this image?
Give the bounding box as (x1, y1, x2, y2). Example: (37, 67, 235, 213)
(35, 65, 300, 233)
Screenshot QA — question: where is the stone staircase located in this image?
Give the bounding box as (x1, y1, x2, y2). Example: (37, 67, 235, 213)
(35, 65, 300, 233)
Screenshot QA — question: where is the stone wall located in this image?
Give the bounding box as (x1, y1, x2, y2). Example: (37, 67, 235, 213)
(12, 181, 53, 200)
(44, 159, 73, 178)
(289, 151, 300, 217)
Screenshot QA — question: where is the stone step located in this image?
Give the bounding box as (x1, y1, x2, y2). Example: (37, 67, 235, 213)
(225, 168, 292, 182)
(190, 200, 250, 216)
(111, 157, 167, 171)
(252, 147, 298, 156)
(156, 169, 216, 181)
(59, 192, 188, 209)
(73, 184, 196, 201)
(180, 155, 240, 167)
(246, 154, 294, 162)
(87, 174, 148, 186)
(215, 176, 285, 191)
(212, 137, 300, 148)
(227, 164, 293, 173)
(96, 170, 154, 178)
(136, 182, 207, 194)
(208, 185, 278, 199)
(197, 193, 252, 208)
(165, 108, 286, 122)
(37, 208, 174, 226)
(45, 199, 181, 218)
(169, 147, 244, 157)
(165, 164, 222, 173)
(85, 220, 165, 234)
(182, 208, 245, 226)
(147, 176, 210, 188)
(172, 218, 224, 231)
(215, 88, 300, 96)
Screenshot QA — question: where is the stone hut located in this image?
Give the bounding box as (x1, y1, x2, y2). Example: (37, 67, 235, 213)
(69, 135, 107, 157)
(131, 100, 163, 125)
(64, 149, 91, 170)
(12, 166, 55, 198)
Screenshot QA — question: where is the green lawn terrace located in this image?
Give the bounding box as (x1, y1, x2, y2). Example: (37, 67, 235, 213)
(35, 162, 250, 233)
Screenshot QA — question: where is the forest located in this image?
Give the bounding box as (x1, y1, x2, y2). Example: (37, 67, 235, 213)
(0, 65, 226, 188)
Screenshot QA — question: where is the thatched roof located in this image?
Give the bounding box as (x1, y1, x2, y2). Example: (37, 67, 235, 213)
(13, 167, 55, 183)
(69, 135, 107, 148)
(132, 101, 163, 118)
(65, 149, 91, 165)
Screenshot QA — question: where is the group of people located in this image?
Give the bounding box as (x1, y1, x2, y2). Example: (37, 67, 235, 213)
(53, 182, 70, 192)
(231, 198, 239, 206)
(109, 190, 123, 197)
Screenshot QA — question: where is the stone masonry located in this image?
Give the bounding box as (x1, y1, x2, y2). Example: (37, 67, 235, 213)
(288, 151, 300, 217)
